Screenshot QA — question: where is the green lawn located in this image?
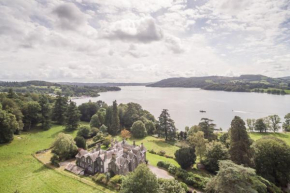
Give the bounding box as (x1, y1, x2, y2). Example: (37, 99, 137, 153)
(249, 132, 290, 145)
(116, 136, 180, 157)
(0, 124, 113, 193)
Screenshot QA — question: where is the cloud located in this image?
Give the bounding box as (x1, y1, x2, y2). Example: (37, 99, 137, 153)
(164, 35, 185, 54)
(52, 3, 87, 30)
(102, 17, 163, 43)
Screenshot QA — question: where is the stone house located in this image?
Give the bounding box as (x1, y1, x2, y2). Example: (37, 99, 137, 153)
(75, 139, 146, 175)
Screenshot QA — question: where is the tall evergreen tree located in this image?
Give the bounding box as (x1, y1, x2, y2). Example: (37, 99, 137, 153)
(108, 100, 120, 136)
(158, 109, 176, 141)
(198, 118, 216, 141)
(52, 92, 68, 124)
(229, 116, 253, 167)
(22, 101, 41, 131)
(104, 106, 113, 128)
(39, 95, 51, 130)
(7, 88, 16, 99)
(65, 100, 80, 131)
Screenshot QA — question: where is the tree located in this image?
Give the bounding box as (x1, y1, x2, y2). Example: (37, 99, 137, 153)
(268, 115, 281, 133)
(229, 116, 253, 167)
(78, 101, 99, 122)
(158, 179, 186, 193)
(219, 132, 230, 148)
(90, 114, 101, 128)
(65, 101, 80, 131)
(198, 118, 216, 141)
(0, 105, 18, 143)
(99, 124, 108, 133)
(121, 129, 131, 139)
(104, 106, 113, 129)
(51, 133, 78, 160)
(52, 92, 68, 124)
(174, 147, 196, 169)
(145, 120, 156, 135)
(39, 95, 51, 130)
(22, 101, 40, 130)
(158, 109, 176, 141)
(74, 136, 86, 149)
(283, 113, 290, 132)
(246, 119, 255, 132)
(7, 88, 16, 99)
(187, 125, 201, 136)
(255, 118, 267, 133)
(131, 121, 147, 138)
(205, 160, 282, 193)
(123, 103, 143, 128)
(121, 164, 159, 193)
(77, 126, 91, 139)
(202, 142, 229, 174)
(253, 136, 290, 187)
(188, 131, 207, 162)
(1, 98, 23, 133)
(108, 100, 120, 136)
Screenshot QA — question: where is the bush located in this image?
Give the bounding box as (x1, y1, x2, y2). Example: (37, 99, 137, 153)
(77, 126, 91, 139)
(148, 149, 156, 154)
(175, 168, 188, 181)
(50, 154, 60, 167)
(180, 182, 188, 192)
(168, 164, 177, 175)
(157, 161, 165, 168)
(157, 150, 166, 156)
(90, 127, 99, 137)
(74, 136, 86, 149)
(185, 173, 209, 189)
(174, 147, 196, 169)
(93, 173, 107, 185)
(93, 132, 104, 142)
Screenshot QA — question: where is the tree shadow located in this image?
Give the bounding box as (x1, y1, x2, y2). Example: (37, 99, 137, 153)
(33, 165, 48, 173)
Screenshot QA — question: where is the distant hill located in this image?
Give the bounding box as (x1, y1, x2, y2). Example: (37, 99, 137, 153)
(0, 80, 120, 97)
(280, 76, 290, 80)
(148, 75, 290, 94)
(57, 82, 151, 87)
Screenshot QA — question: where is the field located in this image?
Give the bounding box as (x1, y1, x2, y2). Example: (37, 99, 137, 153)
(0, 124, 113, 193)
(249, 132, 290, 145)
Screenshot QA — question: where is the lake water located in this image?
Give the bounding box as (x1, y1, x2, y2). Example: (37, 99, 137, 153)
(73, 86, 290, 131)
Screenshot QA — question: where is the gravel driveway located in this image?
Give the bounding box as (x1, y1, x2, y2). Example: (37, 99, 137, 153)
(148, 165, 174, 179)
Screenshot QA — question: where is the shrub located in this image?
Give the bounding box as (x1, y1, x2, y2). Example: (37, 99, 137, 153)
(157, 150, 166, 156)
(90, 127, 99, 137)
(77, 126, 91, 139)
(157, 161, 165, 168)
(175, 168, 188, 181)
(168, 164, 177, 175)
(185, 173, 209, 189)
(93, 132, 104, 142)
(110, 175, 122, 185)
(50, 154, 60, 167)
(93, 173, 107, 185)
(74, 136, 86, 149)
(103, 135, 112, 148)
(180, 182, 188, 192)
(174, 147, 196, 169)
(148, 149, 156, 154)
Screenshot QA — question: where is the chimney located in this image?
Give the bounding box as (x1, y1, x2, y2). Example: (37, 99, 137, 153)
(141, 143, 144, 150)
(122, 138, 125, 144)
(104, 151, 107, 160)
(133, 141, 136, 147)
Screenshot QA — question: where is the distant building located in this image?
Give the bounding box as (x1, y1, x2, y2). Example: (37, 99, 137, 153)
(75, 139, 146, 175)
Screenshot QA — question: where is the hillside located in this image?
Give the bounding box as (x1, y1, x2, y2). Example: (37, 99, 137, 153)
(0, 80, 120, 97)
(148, 75, 290, 94)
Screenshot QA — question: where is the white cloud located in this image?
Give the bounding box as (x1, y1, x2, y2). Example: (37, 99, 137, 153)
(0, 0, 289, 83)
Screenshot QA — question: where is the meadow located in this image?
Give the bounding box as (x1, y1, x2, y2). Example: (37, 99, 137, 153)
(0, 124, 113, 193)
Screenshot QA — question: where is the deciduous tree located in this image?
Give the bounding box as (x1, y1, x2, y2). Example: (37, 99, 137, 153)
(131, 121, 147, 138)
(268, 115, 281, 133)
(188, 131, 207, 162)
(121, 164, 159, 193)
(253, 136, 290, 187)
(121, 129, 131, 139)
(0, 105, 18, 143)
(52, 133, 78, 160)
(174, 147, 196, 169)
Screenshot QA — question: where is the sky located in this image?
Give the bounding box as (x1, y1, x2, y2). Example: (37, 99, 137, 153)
(0, 0, 289, 83)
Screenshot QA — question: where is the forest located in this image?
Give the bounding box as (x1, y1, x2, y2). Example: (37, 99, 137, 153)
(0, 80, 120, 97)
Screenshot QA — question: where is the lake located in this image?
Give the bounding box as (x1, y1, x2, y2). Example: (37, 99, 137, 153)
(73, 86, 290, 131)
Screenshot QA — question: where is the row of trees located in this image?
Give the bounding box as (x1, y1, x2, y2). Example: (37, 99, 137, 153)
(246, 113, 290, 132)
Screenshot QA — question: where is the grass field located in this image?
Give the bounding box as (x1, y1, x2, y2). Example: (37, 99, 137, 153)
(249, 132, 290, 145)
(0, 124, 113, 193)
